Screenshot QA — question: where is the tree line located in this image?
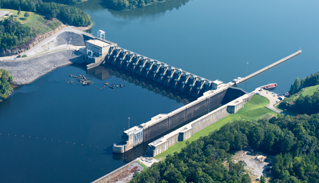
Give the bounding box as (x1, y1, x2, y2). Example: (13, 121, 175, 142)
(279, 71, 319, 115)
(131, 113, 319, 183)
(42, 0, 83, 4)
(103, 0, 172, 11)
(0, 17, 34, 49)
(289, 71, 319, 95)
(281, 91, 319, 115)
(0, 69, 13, 99)
(0, 0, 91, 26)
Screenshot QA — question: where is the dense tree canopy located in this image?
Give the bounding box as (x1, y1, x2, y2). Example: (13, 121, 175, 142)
(131, 113, 319, 183)
(0, 69, 13, 99)
(281, 71, 319, 115)
(0, 0, 91, 26)
(0, 17, 34, 49)
(0, 0, 91, 50)
(289, 71, 319, 95)
(283, 91, 319, 115)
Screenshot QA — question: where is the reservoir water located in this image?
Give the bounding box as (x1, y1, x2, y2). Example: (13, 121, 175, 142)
(1, 0, 319, 182)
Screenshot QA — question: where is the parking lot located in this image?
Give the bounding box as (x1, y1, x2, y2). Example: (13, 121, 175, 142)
(254, 87, 282, 113)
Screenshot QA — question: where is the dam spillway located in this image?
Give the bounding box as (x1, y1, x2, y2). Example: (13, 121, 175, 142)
(103, 46, 214, 97)
(81, 30, 302, 154)
(106, 47, 302, 154)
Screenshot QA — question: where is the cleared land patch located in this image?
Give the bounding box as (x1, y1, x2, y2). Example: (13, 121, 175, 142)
(1, 9, 61, 35)
(155, 94, 278, 160)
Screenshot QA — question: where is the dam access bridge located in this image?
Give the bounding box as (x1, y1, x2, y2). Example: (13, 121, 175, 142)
(111, 49, 302, 154)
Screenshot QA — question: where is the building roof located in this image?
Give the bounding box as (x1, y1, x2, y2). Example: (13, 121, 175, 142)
(86, 39, 110, 48)
(213, 80, 223, 85)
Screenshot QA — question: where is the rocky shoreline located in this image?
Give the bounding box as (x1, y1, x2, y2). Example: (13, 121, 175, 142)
(0, 50, 85, 85)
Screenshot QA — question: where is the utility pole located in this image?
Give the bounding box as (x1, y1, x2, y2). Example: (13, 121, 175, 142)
(128, 117, 130, 129)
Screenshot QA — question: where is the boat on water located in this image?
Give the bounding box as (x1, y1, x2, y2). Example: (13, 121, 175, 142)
(263, 83, 277, 90)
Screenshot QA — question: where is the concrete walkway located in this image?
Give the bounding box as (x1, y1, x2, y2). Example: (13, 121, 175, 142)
(0, 10, 9, 19)
(254, 87, 281, 113)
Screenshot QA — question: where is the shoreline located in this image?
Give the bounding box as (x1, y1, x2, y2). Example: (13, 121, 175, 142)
(0, 49, 85, 85)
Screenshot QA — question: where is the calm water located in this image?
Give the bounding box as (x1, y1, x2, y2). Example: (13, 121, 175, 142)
(1, 0, 319, 182)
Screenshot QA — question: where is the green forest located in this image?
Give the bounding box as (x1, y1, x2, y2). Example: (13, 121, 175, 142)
(0, 69, 13, 99)
(289, 71, 319, 95)
(0, 0, 91, 26)
(280, 71, 319, 115)
(131, 72, 319, 183)
(0, 17, 34, 49)
(131, 114, 319, 183)
(0, 0, 91, 50)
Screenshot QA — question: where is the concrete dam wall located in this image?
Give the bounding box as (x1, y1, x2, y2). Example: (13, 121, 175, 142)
(104, 46, 215, 97)
(147, 92, 254, 157)
(113, 85, 246, 153)
(86, 65, 196, 104)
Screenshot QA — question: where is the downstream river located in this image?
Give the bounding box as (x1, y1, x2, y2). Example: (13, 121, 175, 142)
(1, 0, 319, 182)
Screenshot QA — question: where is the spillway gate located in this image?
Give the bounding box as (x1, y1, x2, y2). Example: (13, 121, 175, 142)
(104, 46, 213, 97)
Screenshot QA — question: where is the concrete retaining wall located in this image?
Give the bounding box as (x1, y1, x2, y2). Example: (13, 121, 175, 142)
(91, 160, 136, 183)
(113, 85, 248, 153)
(147, 92, 254, 157)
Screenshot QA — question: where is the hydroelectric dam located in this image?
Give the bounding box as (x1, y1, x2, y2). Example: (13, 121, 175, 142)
(83, 30, 301, 155)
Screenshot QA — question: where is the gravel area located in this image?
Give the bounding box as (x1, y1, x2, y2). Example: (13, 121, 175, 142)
(109, 162, 144, 183)
(0, 50, 85, 85)
(234, 150, 272, 181)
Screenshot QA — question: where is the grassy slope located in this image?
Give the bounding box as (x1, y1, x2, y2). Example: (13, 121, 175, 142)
(1, 9, 61, 35)
(136, 161, 148, 170)
(155, 95, 277, 160)
(283, 84, 319, 103)
(1, 9, 30, 24)
(277, 84, 319, 113)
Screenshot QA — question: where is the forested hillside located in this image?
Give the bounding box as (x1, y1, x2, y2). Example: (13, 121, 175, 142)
(0, 17, 34, 50)
(280, 71, 319, 115)
(131, 114, 319, 183)
(0, 0, 91, 26)
(0, 69, 13, 99)
(0, 0, 91, 50)
(289, 71, 319, 95)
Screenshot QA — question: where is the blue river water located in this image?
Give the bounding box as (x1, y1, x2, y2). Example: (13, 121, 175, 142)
(1, 0, 319, 182)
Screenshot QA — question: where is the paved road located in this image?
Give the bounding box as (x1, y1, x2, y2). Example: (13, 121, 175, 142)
(254, 87, 281, 113)
(0, 26, 92, 61)
(0, 10, 9, 17)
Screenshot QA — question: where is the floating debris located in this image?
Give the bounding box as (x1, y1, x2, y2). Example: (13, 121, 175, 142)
(116, 85, 119, 88)
(104, 82, 110, 85)
(120, 84, 125, 88)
